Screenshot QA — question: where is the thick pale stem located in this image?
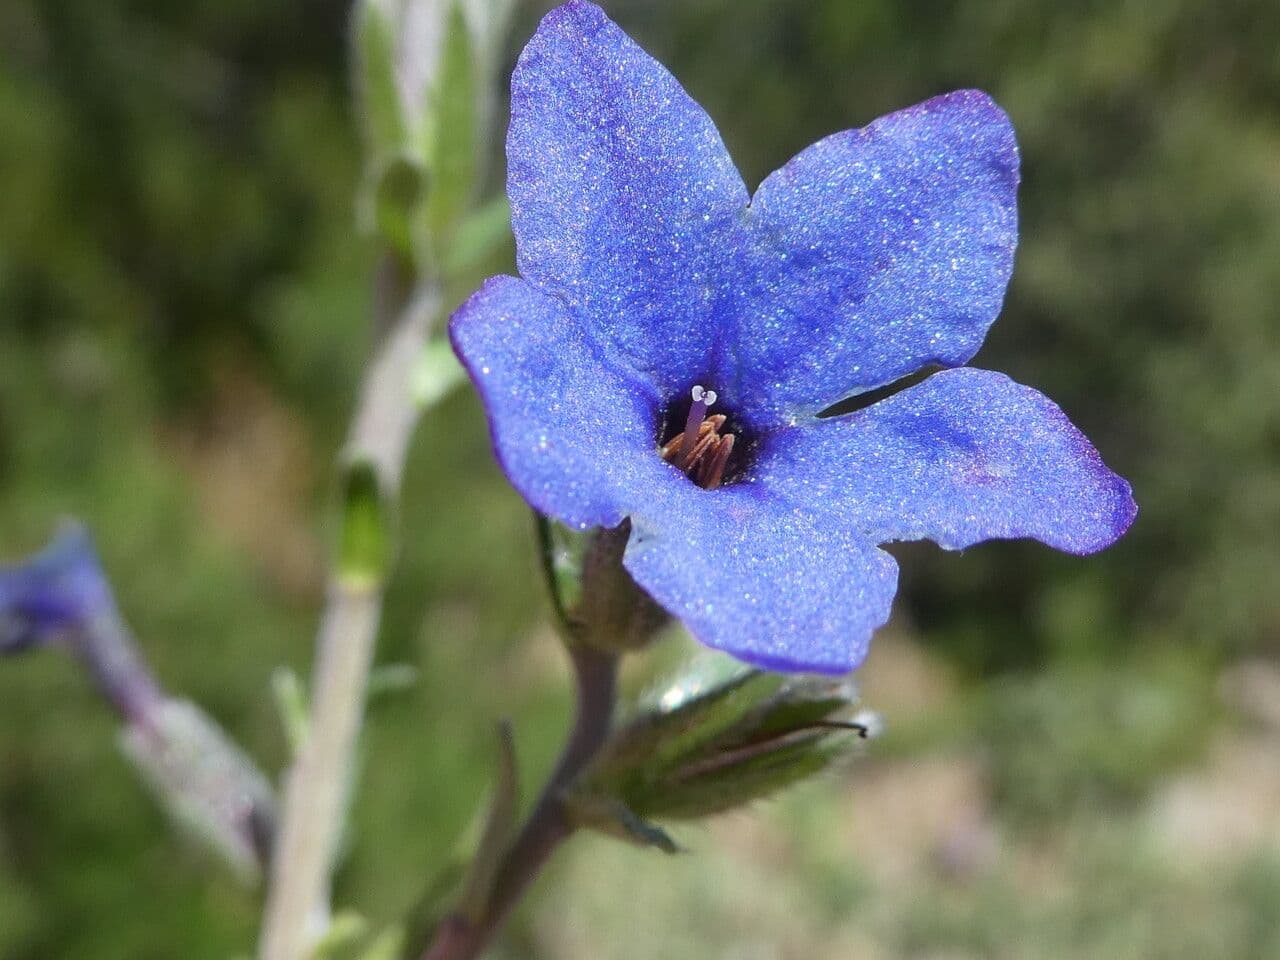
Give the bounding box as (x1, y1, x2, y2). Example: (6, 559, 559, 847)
(258, 269, 439, 960)
(259, 583, 382, 958)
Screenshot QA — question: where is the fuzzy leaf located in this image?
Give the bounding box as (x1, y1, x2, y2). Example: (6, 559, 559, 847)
(353, 0, 409, 163)
(424, 0, 478, 243)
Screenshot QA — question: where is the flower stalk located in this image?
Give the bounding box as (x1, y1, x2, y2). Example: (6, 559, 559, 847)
(68, 608, 166, 727)
(420, 643, 618, 960)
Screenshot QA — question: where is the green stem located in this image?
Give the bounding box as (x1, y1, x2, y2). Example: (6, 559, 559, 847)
(420, 644, 618, 960)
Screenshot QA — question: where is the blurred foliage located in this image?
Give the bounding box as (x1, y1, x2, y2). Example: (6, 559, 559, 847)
(531, 799, 1280, 960)
(0, 0, 1277, 957)
(976, 654, 1216, 825)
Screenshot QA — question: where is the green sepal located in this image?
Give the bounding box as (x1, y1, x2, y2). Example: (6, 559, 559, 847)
(641, 731, 847, 820)
(602, 670, 787, 778)
(535, 514, 588, 634)
(563, 791, 680, 854)
(535, 518, 668, 654)
(580, 667, 871, 826)
(572, 521, 667, 653)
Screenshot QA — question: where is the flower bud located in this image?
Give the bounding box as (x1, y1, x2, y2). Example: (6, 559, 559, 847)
(353, 0, 514, 268)
(121, 699, 276, 883)
(568, 660, 876, 842)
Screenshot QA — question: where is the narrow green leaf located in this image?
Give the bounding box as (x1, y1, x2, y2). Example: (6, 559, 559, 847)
(356, 927, 406, 960)
(271, 666, 310, 755)
(456, 721, 520, 921)
(425, 0, 478, 243)
(442, 197, 512, 278)
(367, 662, 419, 700)
(338, 460, 391, 586)
(371, 154, 426, 266)
(412, 338, 467, 411)
(313, 910, 368, 958)
(352, 0, 409, 162)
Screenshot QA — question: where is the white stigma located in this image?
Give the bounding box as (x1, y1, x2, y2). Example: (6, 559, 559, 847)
(691, 385, 717, 407)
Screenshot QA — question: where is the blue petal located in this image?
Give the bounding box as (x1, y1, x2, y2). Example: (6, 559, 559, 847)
(508, 0, 749, 397)
(451, 275, 662, 530)
(734, 90, 1019, 426)
(622, 483, 899, 674)
(1, 525, 114, 653)
(752, 368, 1137, 555)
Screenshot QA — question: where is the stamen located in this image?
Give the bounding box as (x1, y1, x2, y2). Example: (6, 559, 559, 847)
(679, 425, 719, 472)
(679, 385, 717, 464)
(659, 415, 726, 463)
(661, 388, 738, 491)
(699, 433, 735, 490)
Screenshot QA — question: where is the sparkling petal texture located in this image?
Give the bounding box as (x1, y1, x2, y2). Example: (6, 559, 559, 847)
(752, 368, 1137, 554)
(508, 0, 748, 398)
(451, 275, 665, 530)
(452, 1, 1136, 674)
(736, 90, 1019, 426)
(623, 483, 899, 674)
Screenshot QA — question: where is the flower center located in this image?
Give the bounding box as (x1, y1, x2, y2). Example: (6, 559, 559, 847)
(660, 385, 737, 490)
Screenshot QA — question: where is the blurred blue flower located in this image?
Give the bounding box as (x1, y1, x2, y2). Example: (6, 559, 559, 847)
(2, 525, 274, 874)
(451, 1, 1136, 673)
(1, 523, 115, 654)
(0, 523, 162, 720)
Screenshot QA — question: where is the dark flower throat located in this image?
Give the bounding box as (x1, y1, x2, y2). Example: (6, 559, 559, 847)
(660, 385, 737, 490)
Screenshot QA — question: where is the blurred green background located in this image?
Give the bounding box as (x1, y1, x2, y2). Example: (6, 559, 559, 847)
(2, 0, 1279, 957)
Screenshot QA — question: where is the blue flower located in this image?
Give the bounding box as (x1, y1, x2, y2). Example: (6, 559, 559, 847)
(451, 1, 1136, 674)
(1, 524, 116, 654)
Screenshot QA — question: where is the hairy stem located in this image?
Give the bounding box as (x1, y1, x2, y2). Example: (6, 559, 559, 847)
(421, 644, 618, 960)
(258, 262, 439, 960)
(68, 611, 166, 728)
